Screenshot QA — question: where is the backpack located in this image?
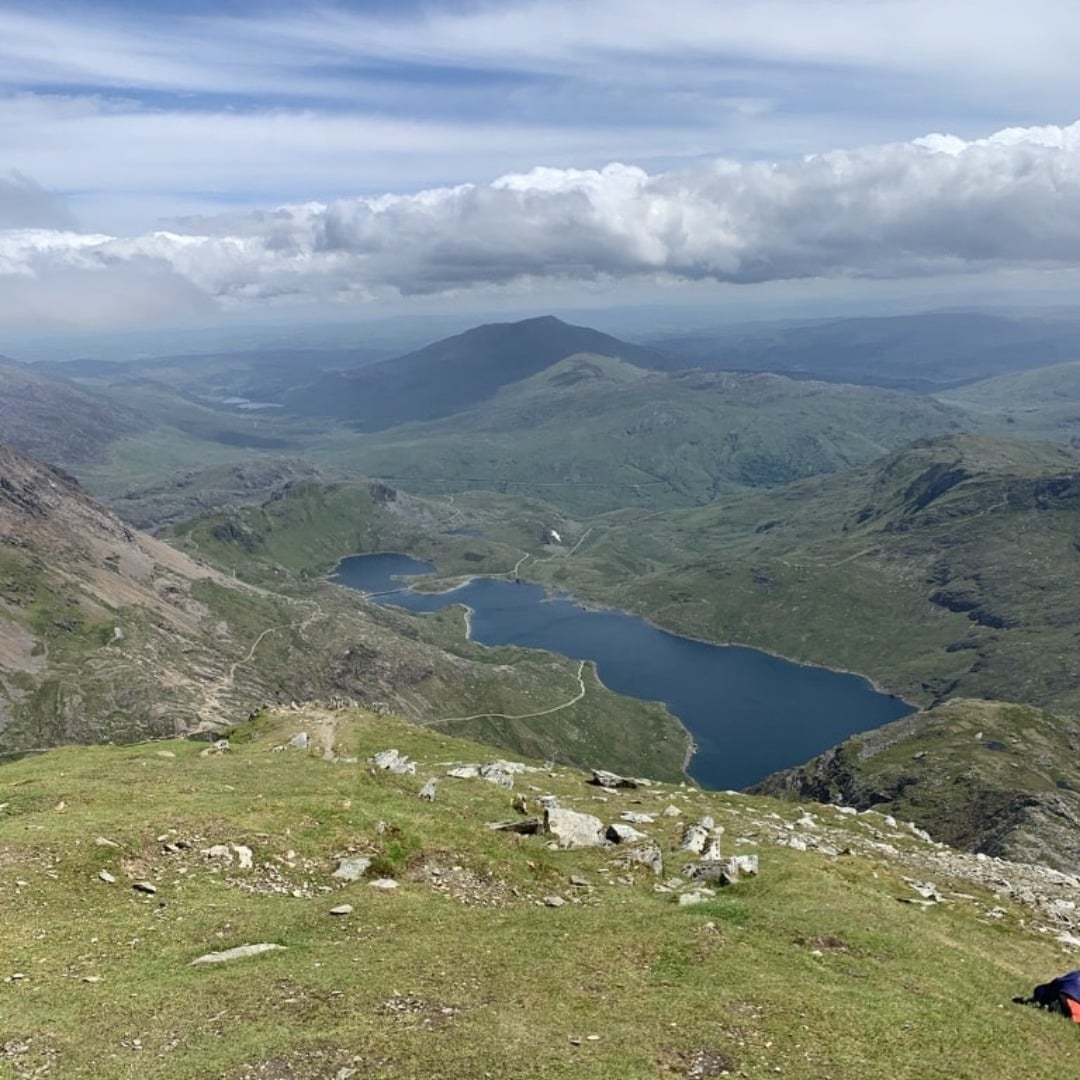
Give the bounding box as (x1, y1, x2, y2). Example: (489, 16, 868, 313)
(1016, 970, 1080, 1021)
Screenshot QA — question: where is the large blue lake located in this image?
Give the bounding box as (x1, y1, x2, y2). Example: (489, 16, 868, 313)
(332, 552, 913, 790)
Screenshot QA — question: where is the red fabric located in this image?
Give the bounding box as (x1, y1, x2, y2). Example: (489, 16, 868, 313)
(1063, 995, 1080, 1022)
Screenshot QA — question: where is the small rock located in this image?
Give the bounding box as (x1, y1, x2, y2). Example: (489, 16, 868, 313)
(446, 765, 480, 779)
(369, 878, 399, 890)
(486, 817, 543, 834)
(83, 975, 102, 983)
(678, 890, 713, 906)
(418, 778, 438, 802)
(333, 856, 372, 882)
(570, 875, 590, 887)
(544, 895, 566, 908)
(95, 837, 119, 849)
(190, 943, 285, 965)
(132, 881, 157, 895)
(371, 749, 415, 775)
(233, 845, 254, 870)
(98, 870, 116, 884)
(590, 769, 637, 789)
(545, 807, 607, 849)
(620, 812, 654, 824)
(289, 732, 310, 750)
(661, 805, 681, 817)
(155, 751, 175, 759)
(679, 821, 712, 854)
(329, 904, 353, 916)
(512, 794, 529, 814)
(606, 823, 647, 844)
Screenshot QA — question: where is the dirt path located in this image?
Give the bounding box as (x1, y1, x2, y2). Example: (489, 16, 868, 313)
(428, 660, 587, 727)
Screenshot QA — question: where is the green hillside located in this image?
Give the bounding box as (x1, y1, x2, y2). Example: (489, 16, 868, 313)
(937, 360, 1080, 442)
(2, 704, 1079, 1078)
(324, 355, 965, 513)
(0, 443, 687, 780)
(526, 434, 1080, 716)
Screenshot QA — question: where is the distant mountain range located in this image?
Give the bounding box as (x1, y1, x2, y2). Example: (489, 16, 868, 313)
(649, 311, 1080, 391)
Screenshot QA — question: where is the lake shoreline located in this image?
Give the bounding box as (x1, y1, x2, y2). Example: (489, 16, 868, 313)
(329, 551, 915, 789)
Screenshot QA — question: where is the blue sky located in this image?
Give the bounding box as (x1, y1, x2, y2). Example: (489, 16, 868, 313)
(2, 0, 1080, 334)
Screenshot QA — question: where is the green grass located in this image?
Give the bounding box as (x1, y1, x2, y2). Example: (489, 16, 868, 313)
(1, 706, 1077, 1078)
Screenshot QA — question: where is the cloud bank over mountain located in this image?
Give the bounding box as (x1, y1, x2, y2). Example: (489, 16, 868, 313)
(4, 121, 1080, 329)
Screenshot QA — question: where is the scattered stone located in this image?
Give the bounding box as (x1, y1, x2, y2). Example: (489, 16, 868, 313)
(418, 778, 438, 802)
(446, 765, 480, 779)
(155, 751, 175, 759)
(701, 837, 724, 861)
(591, 769, 638, 789)
(199, 738, 230, 758)
(786, 836, 808, 852)
(190, 943, 285, 965)
(329, 904, 353, 916)
(482, 759, 530, 776)
(369, 878, 399, 890)
(662, 804, 681, 817)
(83, 975, 102, 984)
(543, 895, 566, 908)
(569, 875, 590, 887)
(233, 844, 254, 870)
(678, 889, 714, 906)
(371, 749, 416, 774)
(606, 822, 647, 844)
(618, 842, 664, 876)
(132, 881, 157, 895)
(480, 766, 515, 789)
(904, 879, 940, 902)
(97, 869, 116, 884)
(95, 837, 119, 849)
(539, 795, 559, 812)
(686, 854, 759, 886)
(203, 844, 233, 863)
(486, 818, 543, 835)
(289, 732, 310, 750)
(511, 794, 529, 814)
(680, 821, 712, 854)
(333, 856, 372, 882)
(620, 812, 654, 824)
(544, 807, 607, 849)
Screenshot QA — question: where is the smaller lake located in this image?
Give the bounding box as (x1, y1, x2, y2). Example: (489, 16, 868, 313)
(332, 553, 913, 790)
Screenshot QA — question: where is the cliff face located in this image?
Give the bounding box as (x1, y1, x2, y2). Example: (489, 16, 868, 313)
(751, 698, 1080, 874)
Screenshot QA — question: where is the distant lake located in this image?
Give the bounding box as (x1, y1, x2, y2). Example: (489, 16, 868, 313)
(332, 552, 913, 790)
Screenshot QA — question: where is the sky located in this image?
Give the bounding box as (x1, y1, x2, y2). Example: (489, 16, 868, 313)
(3, 0, 1080, 340)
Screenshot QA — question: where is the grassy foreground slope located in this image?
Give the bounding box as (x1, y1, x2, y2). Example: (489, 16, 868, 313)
(2, 705, 1078, 1079)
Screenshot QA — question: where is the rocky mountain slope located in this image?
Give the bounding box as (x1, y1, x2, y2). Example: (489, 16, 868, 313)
(752, 698, 1080, 874)
(0, 356, 148, 466)
(2, 704, 1079, 1078)
(0, 442, 687, 779)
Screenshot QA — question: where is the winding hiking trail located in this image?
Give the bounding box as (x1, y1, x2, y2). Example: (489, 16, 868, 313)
(428, 659, 588, 727)
(222, 596, 326, 690)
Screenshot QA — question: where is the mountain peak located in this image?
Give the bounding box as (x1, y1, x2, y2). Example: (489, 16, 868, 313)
(286, 315, 681, 428)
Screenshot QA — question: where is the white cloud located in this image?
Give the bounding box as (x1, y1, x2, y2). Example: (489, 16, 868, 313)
(4, 120, 1080, 330)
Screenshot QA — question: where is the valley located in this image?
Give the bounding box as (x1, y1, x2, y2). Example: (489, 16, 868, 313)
(5, 309, 1080, 869)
